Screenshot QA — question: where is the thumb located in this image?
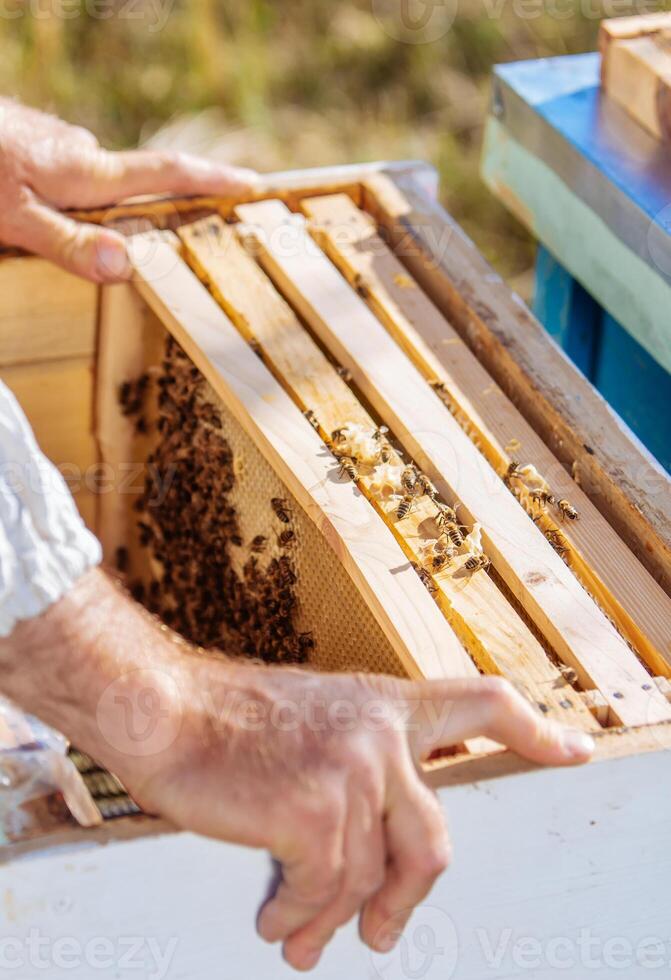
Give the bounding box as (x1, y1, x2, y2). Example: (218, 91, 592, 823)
(6, 193, 131, 283)
(407, 677, 595, 767)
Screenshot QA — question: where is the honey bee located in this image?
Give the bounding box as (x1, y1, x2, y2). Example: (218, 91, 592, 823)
(303, 409, 320, 430)
(331, 427, 349, 445)
(557, 498, 579, 521)
(412, 563, 437, 593)
(338, 456, 359, 481)
(336, 366, 353, 383)
(559, 665, 579, 686)
(278, 529, 296, 548)
(435, 502, 459, 528)
(372, 426, 389, 442)
(401, 466, 418, 494)
(115, 546, 129, 574)
(396, 494, 415, 520)
(429, 380, 447, 396)
(271, 498, 292, 523)
(278, 555, 297, 586)
(464, 553, 491, 572)
(251, 535, 268, 553)
(441, 523, 464, 548)
(416, 474, 438, 501)
(298, 632, 315, 653)
(249, 339, 264, 359)
(530, 488, 556, 507)
(378, 446, 392, 464)
(504, 459, 523, 484)
(431, 552, 453, 572)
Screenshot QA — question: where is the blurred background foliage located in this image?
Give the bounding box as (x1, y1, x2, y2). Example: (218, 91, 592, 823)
(2, 0, 667, 285)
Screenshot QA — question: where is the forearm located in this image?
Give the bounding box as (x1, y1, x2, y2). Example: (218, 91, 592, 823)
(0, 568, 243, 790)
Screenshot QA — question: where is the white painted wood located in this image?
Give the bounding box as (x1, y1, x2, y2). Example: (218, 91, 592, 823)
(1, 748, 669, 979)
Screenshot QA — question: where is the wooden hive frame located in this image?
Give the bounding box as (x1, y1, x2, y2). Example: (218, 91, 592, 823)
(1, 159, 670, 848)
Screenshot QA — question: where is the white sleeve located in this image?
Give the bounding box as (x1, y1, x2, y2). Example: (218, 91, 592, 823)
(0, 380, 102, 637)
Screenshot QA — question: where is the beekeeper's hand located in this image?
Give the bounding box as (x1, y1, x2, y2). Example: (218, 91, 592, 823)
(0, 568, 595, 972)
(0, 97, 258, 282)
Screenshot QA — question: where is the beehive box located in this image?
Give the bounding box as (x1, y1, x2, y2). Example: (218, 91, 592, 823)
(2, 162, 671, 979)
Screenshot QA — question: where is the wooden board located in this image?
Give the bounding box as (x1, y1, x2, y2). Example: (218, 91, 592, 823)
(0, 356, 97, 474)
(301, 193, 671, 677)
(0, 258, 97, 367)
(362, 173, 671, 596)
(96, 284, 167, 569)
(127, 234, 477, 683)
(179, 215, 597, 730)
(601, 28, 671, 142)
(236, 199, 671, 728)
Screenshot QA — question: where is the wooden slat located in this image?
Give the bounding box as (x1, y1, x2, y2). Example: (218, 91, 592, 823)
(96, 284, 167, 570)
(0, 357, 97, 478)
(601, 31, 671, 142)
(179, 215, 596, 729)
(301, 193, 671, 678)
(127, 233, 477, 683)
(361, 174, 671, 596)
(0, 258, 97, 367)
(235, 199, 671, 728)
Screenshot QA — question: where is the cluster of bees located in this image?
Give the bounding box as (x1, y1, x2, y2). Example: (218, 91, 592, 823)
(504, 460, 578, 559)
(118, 335, 313, 666)
(504, 460, 579, 523)
(325, 421, 492, 585)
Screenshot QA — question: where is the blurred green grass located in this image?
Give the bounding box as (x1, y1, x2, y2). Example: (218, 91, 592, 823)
(2, 0, 666, 281)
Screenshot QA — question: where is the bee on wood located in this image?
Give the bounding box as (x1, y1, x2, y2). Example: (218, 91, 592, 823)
(249, 339, 264, 359)
(278, 529, 296, 548)
(303, 409, 320, 430)
(396, 494, 415, 521)
(336, 366, 353, 383)
(331, 427, 349, 445)
(378, 445, 392, 464)
(271, 498, 292, 523)
(400, 465, 418, 494)
(557, 498, 579, 521)
(530, 488, 556, 507)
(416, 474, 438, 501)
(504, 459, 523, 485)
(430, 380, 447, 396)
(431, 551, 453, 573)
(115, 546, 129, 574)
(251, 535, 268, 553)
(338, 456, 359, 481)
(137, 521, 154, 547)
(372, 426, 389, 442)
(441, 523, 464, 548)
(559, 665, 579, 686)
(412, 563, 437, 593)
(464, 553, 491, 573)
(435, 502, 459, 528)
